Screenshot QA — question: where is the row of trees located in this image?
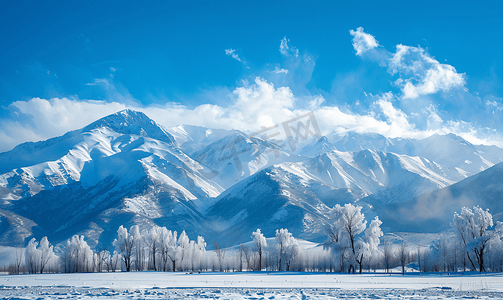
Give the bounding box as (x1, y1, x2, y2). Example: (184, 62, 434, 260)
(113, 225, 207, 272)
(6, 204, 503, 274)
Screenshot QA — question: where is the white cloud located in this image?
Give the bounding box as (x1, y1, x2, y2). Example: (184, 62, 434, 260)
(308, 95, 325, 110)
(1, 78, 502, 153)
(0, 98, 127, 152)
(388, 45, 465, 99)
(349, 27, 379, 56)
(85, 78, 110, 86)
(271, 66, 289, 74)
(279, 37, 299, 58)
(486, 99, 503, 111)
(225, 49, 242, 62)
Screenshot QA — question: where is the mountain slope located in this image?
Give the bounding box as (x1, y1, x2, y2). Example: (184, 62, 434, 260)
(302, 149, 468, 204)
(374, 162, 503, 232)
(304, 131, 503, 179)
(204, 164, 347, 247)
(202, 146, 473, 247)
(192, 131, 304, 189)
(1, 109, 503, 249)
(167, 124, 235, 155)
(299, 136, 338, 157)
(0, 110, 223, 247)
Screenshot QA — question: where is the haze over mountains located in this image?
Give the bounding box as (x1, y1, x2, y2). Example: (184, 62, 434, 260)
(1, 109, 502, 248)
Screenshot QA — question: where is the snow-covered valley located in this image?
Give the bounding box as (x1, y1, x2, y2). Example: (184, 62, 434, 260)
(1, 272, 503, 299)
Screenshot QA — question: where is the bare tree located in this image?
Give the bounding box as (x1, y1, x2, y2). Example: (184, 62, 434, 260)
(399, 241, 407, 275)
(14, 247, 23, 274)
(214, 242, 226, 271)
(383, 239, 391, 273)
(238, 244, 245, 272)
(417, 245, 422, 272)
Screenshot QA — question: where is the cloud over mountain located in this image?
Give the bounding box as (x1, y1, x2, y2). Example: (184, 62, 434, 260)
(0, 28, 502, 153)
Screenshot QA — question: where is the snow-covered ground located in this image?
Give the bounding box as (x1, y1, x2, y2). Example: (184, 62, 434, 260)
(1, 272, 503, 299)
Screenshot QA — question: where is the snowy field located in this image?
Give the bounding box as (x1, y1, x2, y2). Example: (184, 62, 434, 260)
(2, 272, 503, 299)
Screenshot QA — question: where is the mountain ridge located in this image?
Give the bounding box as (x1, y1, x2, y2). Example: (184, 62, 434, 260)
(1, 109, 502, 249)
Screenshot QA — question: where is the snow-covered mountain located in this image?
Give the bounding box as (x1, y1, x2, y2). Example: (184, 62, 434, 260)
(301, 149, 467, 204)
(167, 124, 235, 155)
(192, 131, 304, 189)
(0, 110, 223, 247)
(202, 149, 476, 246)
(298, 136, 338, 157)
(1, 109, 502, 249)
(374, 162, 503, 233)
(204, 164, 339, 247)
(303, 131, 503, 178)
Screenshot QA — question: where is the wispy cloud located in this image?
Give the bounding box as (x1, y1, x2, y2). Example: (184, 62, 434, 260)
(487, 98, 503, 111)
(225, 49, 242, 62)
(85, 78, 110, 86)
(270, 66, 289, 74)
(279, 37, 299, 58)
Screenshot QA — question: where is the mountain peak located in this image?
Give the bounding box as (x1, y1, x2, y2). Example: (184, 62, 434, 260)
(85, 109, 149, 129)
(423, 132, 472, 146)
(299, 136, 337, 157)
(83, 109, 176, 145)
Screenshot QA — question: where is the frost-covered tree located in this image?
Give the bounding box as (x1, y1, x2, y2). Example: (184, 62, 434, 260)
(38, 237, 55, 273)
(252, 229, 267, 271)
(326, 204, 383, 273)
(98, 249, 110, 272)
(110, 250, 121, 272)
(158, 227, 176, 271)
(164, 229, 179, 271)
(275, 228, 300, 271)
(325, 208, 347, 272)
(193, 235, 206, 271)
(113, 225, 135, 272)
(452, 206, 503, 272)
(25, 236, 56, 274)
(130, 225, 145, 271)
(178, 231, 190, 271)
(355, 217, 383, 274)
(143, 226, 161, 271)
(61, 235, 94, 273)
(25, 238, 40, 274)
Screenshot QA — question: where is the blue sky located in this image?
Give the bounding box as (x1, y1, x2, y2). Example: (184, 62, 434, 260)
(0, 0, 502, 151)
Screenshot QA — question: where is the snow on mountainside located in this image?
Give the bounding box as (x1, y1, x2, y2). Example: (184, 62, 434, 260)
(303, 131, 503, 179)
(327, 131, 402, 153)
(1, 109, 503, 249)
(0, 110, 176, 175)
(375, 161, 503, 233)
(83, 110, 177, 145)
(167, 124, 236, 155)
(298, 136, 338, 157)
(0, 110, 223, 247)
(302, 149, 466, 204)
(192, 131, 304, 189)
(204, 164, 344, 247)
(202, 149, 476, 246)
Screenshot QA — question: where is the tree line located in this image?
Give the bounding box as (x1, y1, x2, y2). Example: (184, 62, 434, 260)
(5, 204, 503, 274)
